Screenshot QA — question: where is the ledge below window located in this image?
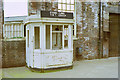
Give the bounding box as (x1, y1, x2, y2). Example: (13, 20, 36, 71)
(73, 36, 78, 40)
(2, 37, 26, 41)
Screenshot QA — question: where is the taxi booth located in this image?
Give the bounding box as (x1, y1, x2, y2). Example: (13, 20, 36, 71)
(24, 11, 74, 70)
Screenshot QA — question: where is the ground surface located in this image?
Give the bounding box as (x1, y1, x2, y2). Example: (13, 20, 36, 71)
(2, 57, 119, 78)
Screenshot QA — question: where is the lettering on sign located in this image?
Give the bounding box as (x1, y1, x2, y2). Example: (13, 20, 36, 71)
(50, 11, 57, 16)
(58, 12, 66, 17)
(41, 11, 73, 19)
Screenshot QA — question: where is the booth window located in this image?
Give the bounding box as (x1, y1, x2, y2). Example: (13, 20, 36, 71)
(34, 27, 40, 49)
(27, 30, 29, 47)
(64, 25, 68, 48)
(46, 25, 50, 49)
(52, 25, 63, 50)
(46, 25, 71, 50)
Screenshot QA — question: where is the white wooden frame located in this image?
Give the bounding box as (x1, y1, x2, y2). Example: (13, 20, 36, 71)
(45, 23, 72, 50)
(34, 26, 41, 49)
(3, 23, 25, 39)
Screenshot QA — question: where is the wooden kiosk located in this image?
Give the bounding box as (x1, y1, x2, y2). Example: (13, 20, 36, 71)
(24, 11, 74, 70)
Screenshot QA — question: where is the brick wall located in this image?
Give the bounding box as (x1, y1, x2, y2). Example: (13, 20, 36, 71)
(74, 2, 119, 60)
(28, 0, 58, 16)
(2, 40, 26, 68)
(74, 2, 100, 60)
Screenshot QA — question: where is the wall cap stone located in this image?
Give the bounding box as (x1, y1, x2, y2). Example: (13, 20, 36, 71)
(2, 38, 26, 41)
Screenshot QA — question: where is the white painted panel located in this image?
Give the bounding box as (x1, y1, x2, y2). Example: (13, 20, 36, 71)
(22, 24, 24, 37)
(41, 24, 46, 50)
(50, 25, 52, 49)
(43, 52, 73, 67)
(29, 24, 34, 67)
(17, 24, 19, 37)
(62, 25, 64, 49)
(15, 24, 18, 37)
(34, 53, 42, 68)
(44, 24, 46, 49)
(68, 24, 72, 49)
(26, 25, 30, 67)
(13, 24, 15, 37)
(8, 24, 10, 38)
(32, 51, 73, 69)
(17, 24, 20, 37)
(6, 24, 7, 38)
(12, 24, 13, 38)
(10, 24, 11, 38)
(15, 24, 16, 37)
(19, 24, 21, 37)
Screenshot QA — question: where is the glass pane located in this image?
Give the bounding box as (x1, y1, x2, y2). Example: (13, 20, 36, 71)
(64, 40, 68, 48)
(16, 25, 18, 37)
(67, 5, 70, 10)
(71, 5, 74, 10)
(63, 0, 66, 3)
(46, 25, 50, 49)
(64, 25, 68, 48)
(67, 0, 71, 4)
(58, 4, 61, 9)
(58, 0, 61, 3)
(64, 25, 68, 39)
(34, 27, 40, 49)
(71, 0, 74, 4)
(52, 33, 62, 50)
(63, 4, 66, 10)
(13, 25, 15, 37)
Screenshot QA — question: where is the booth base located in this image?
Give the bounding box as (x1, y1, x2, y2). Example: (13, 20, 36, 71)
(27, 65, 73, 73)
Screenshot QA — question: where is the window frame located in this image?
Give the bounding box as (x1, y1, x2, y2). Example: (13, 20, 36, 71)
(3, 23, 25, 39)
(34, 26, 40, 49)
(45, 24, 71, 50)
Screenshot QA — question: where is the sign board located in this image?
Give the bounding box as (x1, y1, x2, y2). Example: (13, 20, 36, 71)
(41, 11, 73, 19)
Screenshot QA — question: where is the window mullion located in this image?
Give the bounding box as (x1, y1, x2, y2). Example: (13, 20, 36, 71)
(68, 24, 72, 49)
(50, 24, 52, 49)
(70, 0, 71, 12)
(62, 25, 64, 49)
(15, 24, 16, 38)
(74, 1, 76, 38)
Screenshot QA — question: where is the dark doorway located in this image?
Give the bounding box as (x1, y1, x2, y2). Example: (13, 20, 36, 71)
(109, 13, 120, 57)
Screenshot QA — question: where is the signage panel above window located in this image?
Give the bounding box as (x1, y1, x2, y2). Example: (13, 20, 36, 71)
(41, 11, 73, 19)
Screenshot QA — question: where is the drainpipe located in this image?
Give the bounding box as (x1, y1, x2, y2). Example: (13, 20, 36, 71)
(98, 1, 102, 59)
(2, 0, 4, 39)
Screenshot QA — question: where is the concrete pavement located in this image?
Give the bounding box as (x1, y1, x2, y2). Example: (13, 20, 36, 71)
(2, 57, 118, 78)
